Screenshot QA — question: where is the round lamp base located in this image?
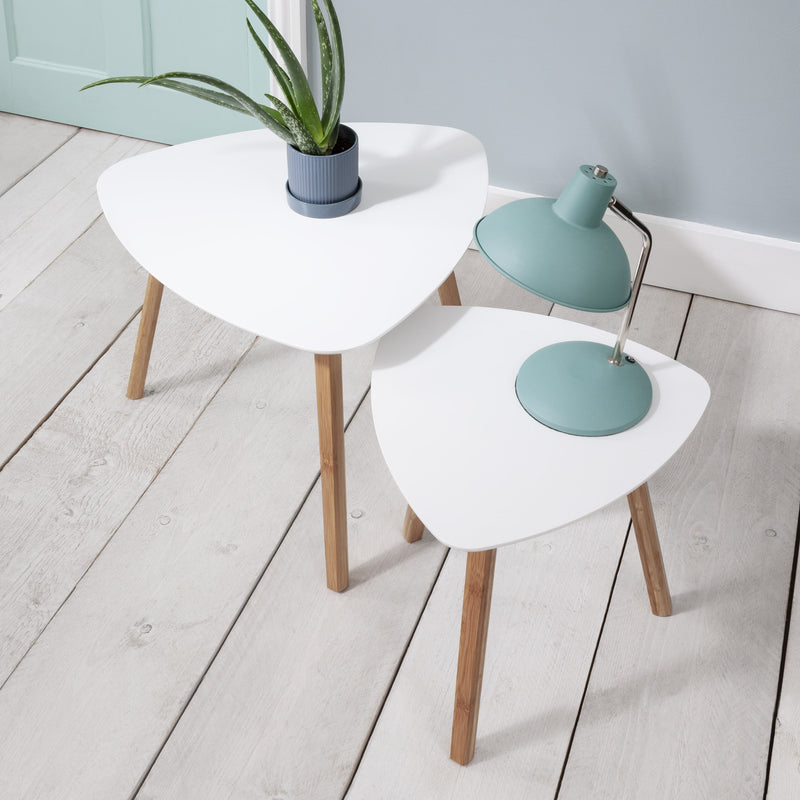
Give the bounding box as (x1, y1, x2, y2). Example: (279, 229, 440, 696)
(515, 341, 652, 436)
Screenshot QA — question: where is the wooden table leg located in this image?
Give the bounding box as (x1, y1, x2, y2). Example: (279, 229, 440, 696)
(314, 353, 349, 592)
(451, 548, 497, 765)
(402, 507, 426, 542)
(627, 482, 672, 617)
(127, 274, 164, 399)
(401, 270, 464, 542)
(437, 269, 462, 307)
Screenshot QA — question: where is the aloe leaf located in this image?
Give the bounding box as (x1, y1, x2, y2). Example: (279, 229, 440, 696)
(258, 103, 288, 127)
(81, 75, 152, 91)
(265, 93, 321, 154)
(141, 71, 294, 143)
(153, 80, 249, 113)
(246, 19, 300, 119)
(82, 74, 287, 130)
(317, 0, 345, 145)
(310, 0, 333, 129)
(82, 74, 252, 116)
(243, 0, 323, 143)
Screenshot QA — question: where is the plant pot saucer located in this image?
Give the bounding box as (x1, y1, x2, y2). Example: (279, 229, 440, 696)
(285, 178, 362, 219)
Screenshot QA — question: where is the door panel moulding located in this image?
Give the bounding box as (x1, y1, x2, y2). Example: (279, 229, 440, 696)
(9, 56, 104, 78)
(2, 0, 17, 60)
(139, 0, 153, 75)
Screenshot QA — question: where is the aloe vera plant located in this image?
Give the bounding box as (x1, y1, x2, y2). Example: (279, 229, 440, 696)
(82, 0, 345, 155)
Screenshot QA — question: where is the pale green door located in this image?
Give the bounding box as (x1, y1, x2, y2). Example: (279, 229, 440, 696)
(0, 0, 279, 143)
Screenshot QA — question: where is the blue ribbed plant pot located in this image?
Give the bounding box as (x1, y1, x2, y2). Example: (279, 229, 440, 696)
(286, 125, 362, 218)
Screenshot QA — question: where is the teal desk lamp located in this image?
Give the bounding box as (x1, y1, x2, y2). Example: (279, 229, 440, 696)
(474, 164, 653, 436)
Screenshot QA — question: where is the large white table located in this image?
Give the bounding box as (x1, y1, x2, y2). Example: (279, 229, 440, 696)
(97, 123, 488, 591)
(371, 305, 710, 764)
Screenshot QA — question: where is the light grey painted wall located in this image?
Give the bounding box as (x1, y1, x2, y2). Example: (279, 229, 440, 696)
(325, 0, 800, 241)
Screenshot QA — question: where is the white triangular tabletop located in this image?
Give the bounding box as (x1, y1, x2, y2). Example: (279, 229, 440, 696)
(371, 305, 710, 551)
(97, 123, 487, 354)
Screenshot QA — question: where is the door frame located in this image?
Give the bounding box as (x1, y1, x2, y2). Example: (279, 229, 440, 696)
(269, 0, 307, 71)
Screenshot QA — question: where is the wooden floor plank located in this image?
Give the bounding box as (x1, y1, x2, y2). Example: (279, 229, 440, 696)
(767, 543, 800, 799)
(0, 334, 373, 800)
(346, 287, 692, 798)
(0, 128, 160, 311)
(0, 216, 151, 467)
(559, 298, 800, 800)
(0, 293, 255, 685)
(135, 400, 449, 800)
(0, 112, 76, 195)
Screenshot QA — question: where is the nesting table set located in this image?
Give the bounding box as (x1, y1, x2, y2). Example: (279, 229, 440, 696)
(98, 123, 709, 765)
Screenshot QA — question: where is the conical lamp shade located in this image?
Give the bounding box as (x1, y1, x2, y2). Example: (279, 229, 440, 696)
(473, 166, 632, 312)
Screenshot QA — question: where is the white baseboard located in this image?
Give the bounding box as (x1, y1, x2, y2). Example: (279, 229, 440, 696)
(477, 186, 800, 316)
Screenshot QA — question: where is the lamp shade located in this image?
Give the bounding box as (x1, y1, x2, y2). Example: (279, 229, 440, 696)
(473, 166, 631, 312)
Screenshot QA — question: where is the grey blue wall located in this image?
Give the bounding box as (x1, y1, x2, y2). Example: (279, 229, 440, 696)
(325, 0, 800, 241)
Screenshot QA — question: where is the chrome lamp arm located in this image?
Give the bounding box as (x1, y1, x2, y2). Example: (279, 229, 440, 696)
(607, 196, 652, 366)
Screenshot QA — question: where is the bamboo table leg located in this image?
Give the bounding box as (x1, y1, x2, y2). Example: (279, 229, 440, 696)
(437, 269, 462, 307)
(439, 272, 461, 306)
(628, 482, 672, 617)
(127, 274, 164, 399)
(402, 507, 426, 543)
(451, 548, 497, 765)
(314, 353, 349, 592)
(403, 270, 464, 542)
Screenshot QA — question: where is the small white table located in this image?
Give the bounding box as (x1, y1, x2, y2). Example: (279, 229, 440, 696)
(371, 305, 710, 763)
(97, 123, 487, 591)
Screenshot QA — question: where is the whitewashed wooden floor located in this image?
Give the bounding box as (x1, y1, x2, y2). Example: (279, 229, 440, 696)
(1, 111, 799, 800)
